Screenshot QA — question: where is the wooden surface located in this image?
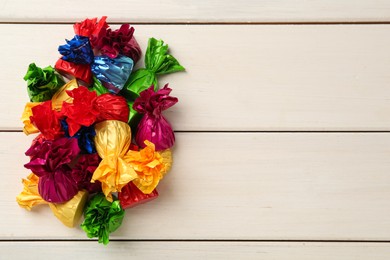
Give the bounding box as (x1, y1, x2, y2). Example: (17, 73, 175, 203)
(1, 1, 390, 259)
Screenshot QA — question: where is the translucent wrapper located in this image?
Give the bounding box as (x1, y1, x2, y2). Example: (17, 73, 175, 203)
(119, 181, 158, 209)
(91, 55, 133, 94)
(21, 102, 41, 135)
(49, 190, 89, 228)
(24, 138, 80, 203)
(55, 59, 92, 84)
(58, 35, 94, 64)
(122, 38, 184, 100)
(24, 63, 65, 102)
(134, 85, 178, 151)
(51, 79, 78, 111)
(93, 120, 138, 201)
(81, 193, 125, 245)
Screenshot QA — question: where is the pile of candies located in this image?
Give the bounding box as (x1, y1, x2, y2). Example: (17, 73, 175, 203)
(16, 16, 184, 244)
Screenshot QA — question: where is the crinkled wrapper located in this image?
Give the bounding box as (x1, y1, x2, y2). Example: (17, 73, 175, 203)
(74, 16, 108, 49)
(81, 193, 125, 245)
(61, 86, 99, 136)
(95, 93, 129, 123)
(59, 35, 94, 64)
(55, 59, 92, 84)
(51, 79, 78, 111)
(71, 153, 102, 193)
(133, 85, 178, 151)
(24, 63, 65, 102)
(61, 120, 96, 154)
(91, 55, 133, 94)
(30, 101, 64, 140)
(24, 137, 80, 203)
(119, 181, 158, 209)
(123, 37, 184, 99)
(90, 76, 109, 95)
(21, 102, 41, 135)
(92, 120, 138, 201)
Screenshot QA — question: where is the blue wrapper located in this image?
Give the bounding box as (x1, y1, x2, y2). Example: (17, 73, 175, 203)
(91, 55, 134, 94)
(59, 35, 94, 64)
(61, 120, 96, 154)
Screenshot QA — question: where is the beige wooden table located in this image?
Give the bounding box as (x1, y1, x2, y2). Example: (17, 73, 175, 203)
(1, 1, 390, 259)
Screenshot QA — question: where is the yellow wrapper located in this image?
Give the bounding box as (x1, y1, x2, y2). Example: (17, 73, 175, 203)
(49, 190, 88, 228)
(159, 149, 173, 176)
(51, 79, 78, 111)
(16, 173, 47, 210)
(93, 120, 138, 201)
(126, 141, 165, 194)
(21, 103, 41, 135)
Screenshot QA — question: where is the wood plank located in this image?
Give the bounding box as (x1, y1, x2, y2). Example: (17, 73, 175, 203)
(2, 132, 390, 240)
(1, 1, 390, 23)
(2, 24, 390, 131)
(1, 242, 390, 259)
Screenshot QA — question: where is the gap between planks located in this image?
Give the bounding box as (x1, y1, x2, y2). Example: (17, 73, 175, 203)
(2, 22, 390, 25)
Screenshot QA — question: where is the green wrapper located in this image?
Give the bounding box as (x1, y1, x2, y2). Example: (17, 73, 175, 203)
(89, 76, 109, 95)
(24, 63, 65, 102)
(81, 193, 125, 245)
(122, 37, 185, 99)
(122, 38, 184, 129)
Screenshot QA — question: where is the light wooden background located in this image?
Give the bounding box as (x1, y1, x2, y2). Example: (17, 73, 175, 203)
(1, 1, 390, 259)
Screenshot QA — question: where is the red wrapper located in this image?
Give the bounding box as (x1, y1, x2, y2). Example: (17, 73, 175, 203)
(119, 182, 159, 209)
(30, 101, 64, 140)
(55, 59, 92, 84)
(94, 93, 129, 123)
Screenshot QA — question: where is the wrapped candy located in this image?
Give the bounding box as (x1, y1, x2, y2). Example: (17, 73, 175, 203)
(91, 55, 134, 94)
(24, 63, 65, 102)
(92, 120, 138, 201)
(55, 59, 93, 84)
(81, 193, 125, 245)
(16, 174, 88, 227)
(49, 190, 89, 227)
(133, 84, 178, 151)
(30, 101, 64, 140)
(58, 35, 94, 64)
(97, 24, 141, 63)
(74, 16, 108, 49)
(24, 138, 80, 203)
(125, 140, 166, 194)
(119, 181, 158, 209)
(122, 38, 184, 100)
(61, 86, 99, 136)
(95, 93, 129, 123)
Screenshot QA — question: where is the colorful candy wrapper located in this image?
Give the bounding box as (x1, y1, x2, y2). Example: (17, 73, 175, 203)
(55, 59, 93, 84)
(91, 55, 134, 94)
(133, 84, 178, 151)
(81, 193, 125, 245)
(119, 181, 158, 209)
(18, 16, 183, 245)
(122, 38, 184, 100)
(92, 120, 138, 201)
(24, 63, 65, 102)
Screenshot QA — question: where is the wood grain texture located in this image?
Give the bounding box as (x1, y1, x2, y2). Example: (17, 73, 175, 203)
(1, 242, 390, 260)
(3, 132, 390, 240)
(2, 24, 390, 131)
(1, 1, 390, 23)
